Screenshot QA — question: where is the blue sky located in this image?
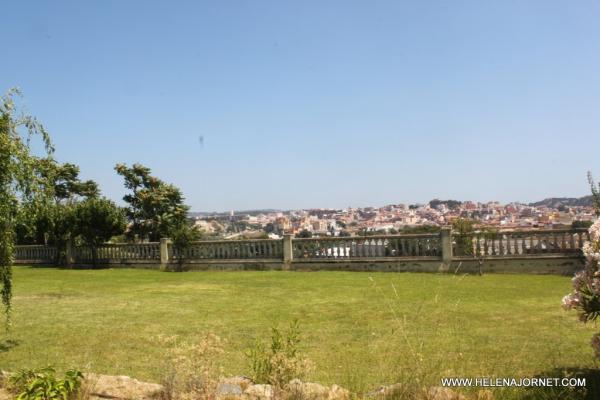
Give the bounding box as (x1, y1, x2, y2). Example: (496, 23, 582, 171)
(2, 1, 599, 211)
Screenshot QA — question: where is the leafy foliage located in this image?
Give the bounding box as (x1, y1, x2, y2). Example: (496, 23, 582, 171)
(0, 88, 53, 329)
(296, 229, 312, 238)
(155, 333, 224, 400)
(589, 172, 600, 216)
(9, 367, 83, 400)
(452, 218, 475, 256)
(563, 219, 600, 359)
(429, 199, 462, 210)
(572, 220, 593, 230)
(73, 197, 126, 266)
(171, 224, 202, 271)
(246, 320, 312, 387)
(115, 163, 189, 242)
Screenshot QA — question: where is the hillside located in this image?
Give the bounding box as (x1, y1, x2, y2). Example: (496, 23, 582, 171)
(529, 196, 593, 208)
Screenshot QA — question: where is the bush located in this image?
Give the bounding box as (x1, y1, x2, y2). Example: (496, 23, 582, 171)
(9, 367, 83, 400)
(156, 333, 223, 400)
(452, 218, 475, 256)
(562, 218, 600, 358)
(73, 197, 126, 266)
(170, 224, 202, 272)
(246, 320, 313, 387)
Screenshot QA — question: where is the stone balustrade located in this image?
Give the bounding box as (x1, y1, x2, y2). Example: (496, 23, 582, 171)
(12, 228, 590, 274)
(292, 233, 441, 259)
(14, 245, 57, 264)
(453, 229, 590, 257)
(171, 239, 283, 260)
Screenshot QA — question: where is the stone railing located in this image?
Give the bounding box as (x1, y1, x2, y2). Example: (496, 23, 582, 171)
(292, 234, 441, 259)
(14, 245, 57, 264)
(73, 243, 161, 263)
(13, 228, 591, 274)
(453, 229, 591, 257)
(171, 239, 283, 260)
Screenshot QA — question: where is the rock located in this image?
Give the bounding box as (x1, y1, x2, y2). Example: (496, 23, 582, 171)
(287, 379, 330, 400)
(0, 371, 10, 387)
(420, 386, 466, 400)
(285, 380, 350, 400)
(216, 376, 254, 399)
(84, 373, 165, 400)
(327, 384, 350, 400)
(365, 383, 405, 399)
(218, 382, 244, 395)
(244, 383, 274, 400)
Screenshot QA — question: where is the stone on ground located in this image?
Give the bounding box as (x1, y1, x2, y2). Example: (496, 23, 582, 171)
(84, 373, 165, 400)
(244, 383, 274, 400)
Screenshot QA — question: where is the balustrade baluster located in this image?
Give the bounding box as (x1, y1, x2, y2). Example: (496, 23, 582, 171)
(482, 236, 488, 256)
(391, 238, 399, 256)
(528, 234, 533, 254)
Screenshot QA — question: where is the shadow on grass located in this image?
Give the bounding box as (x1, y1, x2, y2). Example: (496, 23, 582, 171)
(20, 264, 112, 270)
(516, 368, 600, 400)
(0, 338, 20, 353)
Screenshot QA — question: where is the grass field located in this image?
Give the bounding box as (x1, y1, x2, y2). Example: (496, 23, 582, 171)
(2, 267, 599, 397)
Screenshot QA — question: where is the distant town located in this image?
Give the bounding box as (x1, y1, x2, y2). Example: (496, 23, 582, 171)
(190, 196, 596, 239)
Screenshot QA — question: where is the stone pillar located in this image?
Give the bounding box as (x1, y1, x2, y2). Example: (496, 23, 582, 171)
(440, 227, 453, 272)
(283, 234, 293, 270)
(65, 238, 74, 268)
(160, 238, 171, 270)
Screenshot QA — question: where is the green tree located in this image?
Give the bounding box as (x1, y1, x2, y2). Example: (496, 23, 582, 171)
(0, 88, 53, 328)
(572, 220, 593, 230)
(73, 198, 126, 267)
(264, 222, 276, 234)
(400, 225, 441, 234)
(170, 224, 202, 272)
(115, 163, 189, 242)
(296, 229, 312, 238)
(452, 218, 475, 256)
(15, 158, 99, 265)
(589, 172, 600, 216)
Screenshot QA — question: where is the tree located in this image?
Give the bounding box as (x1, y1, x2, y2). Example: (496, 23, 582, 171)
(264, 223, 276, 234)
(589, 172, 600, 216)
(0, 88, 53, 328)
(170, 224, 202, 272)
(15, 158, 99, 265)
(429, 199, 462, 210)
(452, 218, 475, 256)
(115, 163, 189, 242)
(73, 198, 126, 267)
(296, 229, 312, 238)
(572, 220, 593, 230)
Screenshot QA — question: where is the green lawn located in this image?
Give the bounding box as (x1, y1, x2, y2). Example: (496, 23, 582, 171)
(2, 267, 599, 396)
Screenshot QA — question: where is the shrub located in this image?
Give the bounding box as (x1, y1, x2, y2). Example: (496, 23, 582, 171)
(156, 333, 223, 400)
(562, 218, 600, 358)
(9, 367, 83, 400)
(246, 320, 313, 387)
(452, 218, 475, 256)
(73, 197, 126, 267)
(170, 224, 202, 272)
